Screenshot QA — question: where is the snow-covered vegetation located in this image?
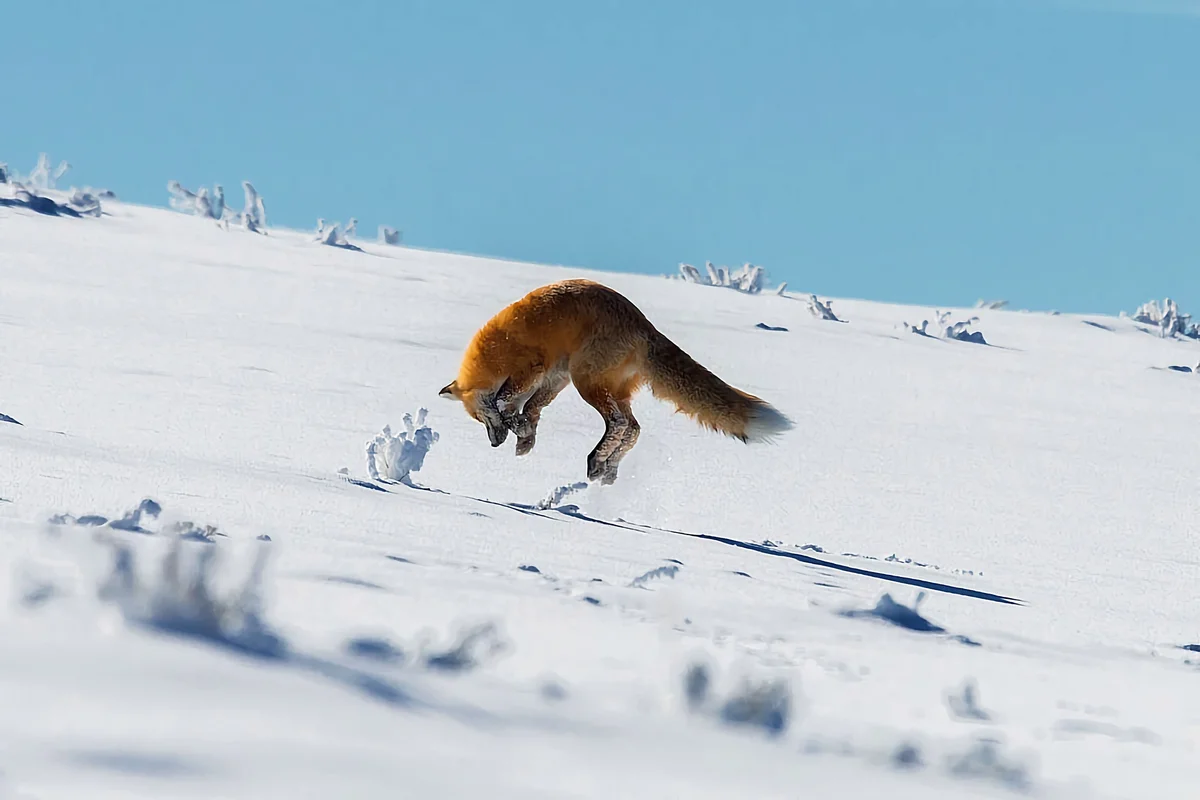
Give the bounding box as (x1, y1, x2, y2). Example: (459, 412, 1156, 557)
(3, 181, 1200, 799)
(313, 217, 364, 251)
(974, 299, 1008, 310)
(806, 294, 845, 322)
(167, 178, 267, 233)
(903, 310, 988, 345)
(1124, 297, 1200, 340)
(675, 261, 768, 293)
(365, 409, 439, 484)
(0, 153, 113, 217)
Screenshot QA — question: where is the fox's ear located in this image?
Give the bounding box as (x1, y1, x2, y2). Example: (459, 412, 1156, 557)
(439, 381, 459, 400)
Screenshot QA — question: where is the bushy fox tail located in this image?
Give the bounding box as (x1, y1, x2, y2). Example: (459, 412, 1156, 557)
(644, 331, 793, 443)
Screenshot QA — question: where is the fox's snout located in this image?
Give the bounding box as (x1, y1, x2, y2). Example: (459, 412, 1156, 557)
(487, 423, 509, 447)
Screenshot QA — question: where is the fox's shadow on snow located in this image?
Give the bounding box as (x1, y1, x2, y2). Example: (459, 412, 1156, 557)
(348, 477, 1024, 606)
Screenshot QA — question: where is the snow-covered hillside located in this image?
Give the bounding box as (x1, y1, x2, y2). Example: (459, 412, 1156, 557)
(2, 194, 1198, 799)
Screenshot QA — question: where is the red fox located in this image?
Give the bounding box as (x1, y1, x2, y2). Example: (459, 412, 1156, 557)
(439, 279, 792, 484)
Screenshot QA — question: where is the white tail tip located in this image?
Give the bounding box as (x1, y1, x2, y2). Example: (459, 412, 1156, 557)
(744, 402, 793, 443)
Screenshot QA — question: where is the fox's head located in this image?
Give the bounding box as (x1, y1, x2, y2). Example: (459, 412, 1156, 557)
(440, 380, 510, 448)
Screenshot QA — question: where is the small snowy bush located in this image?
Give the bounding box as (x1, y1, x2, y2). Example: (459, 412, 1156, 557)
(314, 218, 363, 251)
(535, 481, 588, 510)
(682, 661, 793, 737)
(673, 261, 768, 294)
(96, 533, 284, 658)
(903, 310, 987, 345)
(806, 294, 844, 322)
(241, 181, 267, 232)
(1124, 297, 1200, 340)
(65, 188, 103, 217)
(379, 225, 402, 245)
(23, 152, 71, 192)
(167, 178, 267, 234)
(366, 408, 439, 484)
(2, 153, 112, 217)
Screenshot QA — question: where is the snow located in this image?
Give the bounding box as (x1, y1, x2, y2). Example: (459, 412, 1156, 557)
(1, 195, 1199, 799)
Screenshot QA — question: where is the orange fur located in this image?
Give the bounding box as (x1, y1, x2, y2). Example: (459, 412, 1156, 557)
(440, 279, 791, 483)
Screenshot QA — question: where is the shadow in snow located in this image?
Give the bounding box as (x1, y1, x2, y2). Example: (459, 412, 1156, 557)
(346, 475, 1025, 605)
(63, 749, 210, 778)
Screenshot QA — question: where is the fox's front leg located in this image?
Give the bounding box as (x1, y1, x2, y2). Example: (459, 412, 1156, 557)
(494, 369, 545, 438)
(513, 373, 570, 456)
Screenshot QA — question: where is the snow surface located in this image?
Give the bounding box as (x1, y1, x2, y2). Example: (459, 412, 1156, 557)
(2, 197, 1199, 799)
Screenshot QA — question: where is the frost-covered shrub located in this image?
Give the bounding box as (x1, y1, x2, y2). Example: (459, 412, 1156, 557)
(379, 225, 402, 245)
(167, 180, 200, 214)
(1124, 297, 1200, 340)
(167, 178, 267, 234)
(945, 679, 992, 722)
(315, 218, 339, 245)
(807, 294, 844, 322)
(366, 408, 439, 484)
(975, 299, 1008, 310)
(421, 622, 508, 672)
(314, 218, 365, 252)
(629, 564, 679, 588)
(535, 481, 588, 510)
(947, 736, 1033, 792)
(945, 318, 987, 345)
(66, 188, 103, 217)
(168, 180, 219, 218)
(903, 310, 987, 345)
(2, 153, 111, 217)
(682, 661, 792, 737)
(92, 530, 284, 658)
(1, 185, 97, 218)
(241, 181, 266, 232)
(673, 261, 768, 294)
(24, 152, 71, 191)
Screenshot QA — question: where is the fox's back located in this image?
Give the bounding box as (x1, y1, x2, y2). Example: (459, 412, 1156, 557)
(474, 279, 653, 357)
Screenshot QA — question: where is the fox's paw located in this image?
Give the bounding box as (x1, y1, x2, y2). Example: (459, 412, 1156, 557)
(586, 453, 620, 483)
(501, 411, 535, 439)
(586, 454, 605, 482)
(515, 432, 536, 456)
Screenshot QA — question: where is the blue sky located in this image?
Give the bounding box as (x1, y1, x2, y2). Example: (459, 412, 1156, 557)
(4, 0, 1199, 314)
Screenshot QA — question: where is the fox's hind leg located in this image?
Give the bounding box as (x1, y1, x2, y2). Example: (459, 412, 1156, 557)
(574, 384, 627, 482)
(575, 376, 640, 484)
(514, 371, 570, 456)
(599, 396, 640, 484)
